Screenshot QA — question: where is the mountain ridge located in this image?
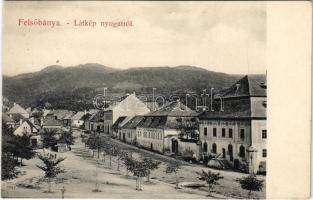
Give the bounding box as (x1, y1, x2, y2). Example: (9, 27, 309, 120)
(3, 63, 260, 111)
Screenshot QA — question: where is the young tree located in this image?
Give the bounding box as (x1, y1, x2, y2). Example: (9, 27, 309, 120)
(40, 129, 58, 149)
(1, 153, 19, 180)
(59, 130, 75, 147)
(122, 155, 134, 177)
(86, 133, 102, 158)
(197, 170, 223, 196)
(142, 157, 161, 182)
(15, 133, 36, 166)
(237, 174, 264, 198)
(2, 122, 17, 157)
(103, 143, 116, 167)
(165, 161, 182, 189)
(36, 154, 66, 193)
(115, 147, 127, 171)
(128, 158, 149, 191)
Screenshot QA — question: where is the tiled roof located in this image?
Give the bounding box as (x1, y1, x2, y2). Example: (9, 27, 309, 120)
(147, 101, 197, 117)
(8, 103, 29, 115)
(10, 113, 25, 122)
(122, 116, 145, 129)
(112, 116, 127, 129)
(137, 115, 197, 129)
(43, 118, 62, 126)
(219, 75, 266, 98)
(81, 113, 92, 121)
(2, 113, 14, 123)
(71, 111, 85, 120)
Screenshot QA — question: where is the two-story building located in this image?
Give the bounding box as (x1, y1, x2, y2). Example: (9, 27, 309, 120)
(198, 75, 267, 174)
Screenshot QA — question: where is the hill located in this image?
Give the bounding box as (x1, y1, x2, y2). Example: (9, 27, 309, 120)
(3, 63, 244, 110)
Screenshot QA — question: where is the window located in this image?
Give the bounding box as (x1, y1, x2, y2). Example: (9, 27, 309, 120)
(240, 129, 245, 139)
(222, 128, 226, 137)
(262, 130, 267, 139)
(204, 127, 207, 136)
(229, 129, 233, 138)
(213, 128, 217, 137)
(212, 143, 217, 154)
(262, 149, 267, 157)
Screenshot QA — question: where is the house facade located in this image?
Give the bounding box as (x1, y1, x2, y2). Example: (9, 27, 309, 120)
(119, 116, 144, 144)
(136, 101, 199, 155)
(198, 75, 267, 174)
(71, 111, 86, 128)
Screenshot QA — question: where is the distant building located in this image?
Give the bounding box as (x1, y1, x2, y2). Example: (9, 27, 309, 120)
(42, 118, 62, 129)
(92, 93, 150, 135)
(71, 111, 86, 128)
(7, 103, 30, 118)
(198, 75, 267, 174)
(2, 112, 16, 128)
(13, 119, 40, 147)
(13, 119, 39, 136)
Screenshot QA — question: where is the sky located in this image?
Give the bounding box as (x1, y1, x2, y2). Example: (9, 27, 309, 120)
(3, 1, 266, 76)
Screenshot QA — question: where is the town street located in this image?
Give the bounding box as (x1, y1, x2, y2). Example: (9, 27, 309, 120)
(2, 129, 265, 198)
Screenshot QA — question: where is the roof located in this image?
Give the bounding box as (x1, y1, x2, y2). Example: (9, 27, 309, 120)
(112, 116, 135, 130)
(2, 113, 14, 123)
(7, 103, 29, 115)
(63, 112, 75, 120)
(112, 116, 127, 129)
(70, 111, 85, 120)
(122, 116, 145, 129)
(10, 113, 25, 122)
(24, 119, 39, 132)
(43, 118, 62, 126)
(49, 110, 70, 120)
(89, 111, 105, 122)
(137, 115, 198, 129)
(81, 113, 92, 121)
(219, 75, 266, 99)
(198, 75, 267, 120)
(147, 101, 198, 117)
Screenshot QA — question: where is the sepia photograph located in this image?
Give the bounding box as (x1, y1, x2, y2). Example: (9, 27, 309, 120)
(2, 1, 277, 199)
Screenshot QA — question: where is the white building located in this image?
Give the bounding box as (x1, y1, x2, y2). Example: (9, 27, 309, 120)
(198, 75, 267, 174)
(71, 111, 86, 128)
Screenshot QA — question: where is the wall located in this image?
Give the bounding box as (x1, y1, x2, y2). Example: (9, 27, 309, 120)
(72, 119, 84, 128)
(137, 127, 164, 153)
(251, 119, 267, 172)
(199, 119, 251, 167)
(14, 121, 33, 136)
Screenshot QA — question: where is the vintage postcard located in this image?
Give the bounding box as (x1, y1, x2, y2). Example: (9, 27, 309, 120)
(1, 1, 311, 199)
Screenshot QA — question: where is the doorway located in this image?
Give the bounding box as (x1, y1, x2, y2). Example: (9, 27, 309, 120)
(172, 139, 178, 154)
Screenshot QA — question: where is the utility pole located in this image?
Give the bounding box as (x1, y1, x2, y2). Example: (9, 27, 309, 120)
(103, 88, 107, 136)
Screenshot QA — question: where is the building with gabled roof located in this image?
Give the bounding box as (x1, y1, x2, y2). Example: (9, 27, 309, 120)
(14, 119, 39, 136)
(198, 74, 267, 174)
(97, 93, 150, 135)
(7, 103, 29, 118)
(42, 118, 62, 129)
(71, 111, 86, 128)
